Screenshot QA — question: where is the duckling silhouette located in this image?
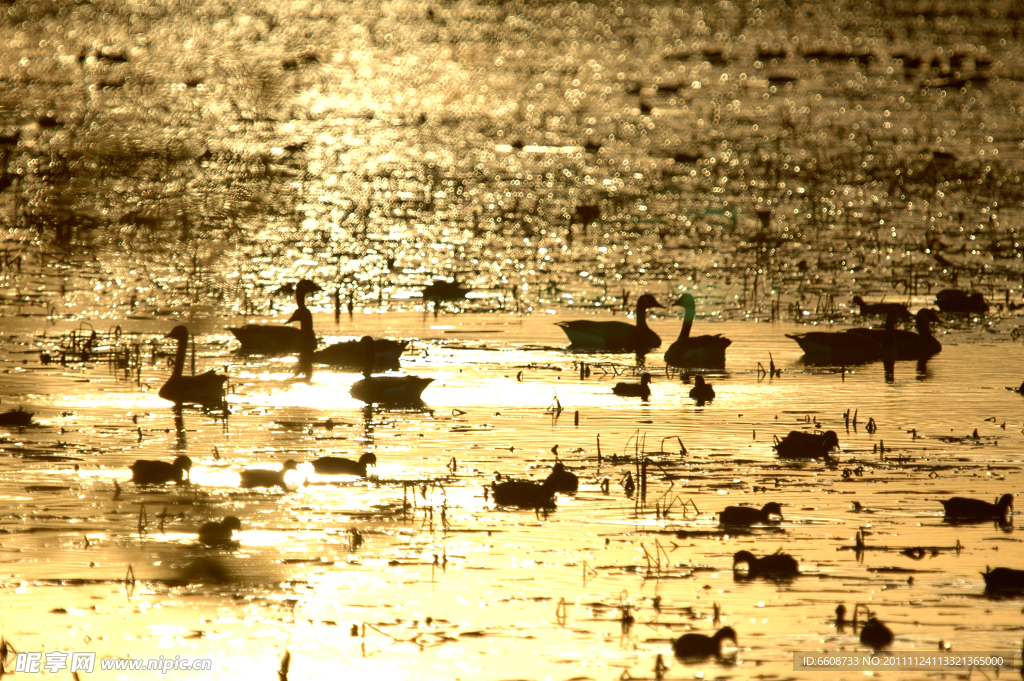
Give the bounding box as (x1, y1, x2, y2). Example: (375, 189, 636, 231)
(555, 293, 663, 354)
(613, 373, 652, 399)
(198, 516, 242, 546)
(664, 294, 732, 368)
(718, 502, 783, 526)
(859, 617, 893, 650)
(688, 375, 715, 403)
(852, 296, 912, 321)
(774, 430, 840, 459)
(491, 474, 558, 509)
(349, 337, 433, 405)
(158, 326, 228, 407)
(545, 461, 578, 493)
(982, 567, 1024, 593)
(131, 455, 192, 485)
(672, 626, 737, 661)
(936, 288, 988, 314)
(240, 459, 298, 489)
(733, 549, 799, 577)
(229, 279, 321, 354)
(311, 452, 376, 476)
(940, 494, 1013, 523)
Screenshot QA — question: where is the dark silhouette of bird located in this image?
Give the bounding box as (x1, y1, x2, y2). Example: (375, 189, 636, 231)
(733, 549, 799, 577)
(555, 293, 663, 354)
(544, 462, 578, 493)
(349, 337, 433, 405)
(982, 567, 1024, 593)
(229, 279, 321, 354)
(672, 626, 737, 660)
(312, 453, 377, 476)
(158, 327, 228, 407)
(312, 337, 408, 372)
(850, 308, 942, 360)
(240, 460, 298, 489)
(719, 502, 783, 526)
(664, 294, 732, 368)
(422, 279, 469, 310)
(689, 375, 715, 402)
(859, 617, 893, 650)
(936, 288, 988, 313)
(786, 328, 884, 364)
(613, 373, 652, 399)
(940, 494, 1013, 522)
(0, 407, 34, 427)
(198, 516, 242, 546)
(491, 474, 559, 509)
(131, 455, 192, 485)
(774, 430, 840, 459)
(852, 296, 911, 322)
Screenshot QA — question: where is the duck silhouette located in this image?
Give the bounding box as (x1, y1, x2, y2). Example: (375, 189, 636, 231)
(936, 288, 988, 314)
(982, 567, 1024, 593)
(613, 373, 652, 399)
(774, 430, 840, 459)
(229, 279, 321, 354)
(311, 453, 376, 476)
(349, 337, 433, 405)
(852, 296, 912, 322)
(312, 337, 408, 372)
(786, 328, 884, 364)
(664, 294, 732, 368)
(672, 626, 737, 661)
(555, 293, 663, 354)
(491, 474, 559, 509)
(850, 308, 942, 360)
(0, 406, 33, 427)
(240, 459, 298, 489)
(158, 326, 228, 407)
(719, 502, 783, 526)
(688, 375, 716, 402)
(131, 455, 192, 485)
(940, 494, 1013, 523)
(859, 617, 893, 650)
(545, 461, 579, 493)
(733, 549, 799, 577)
(198, 516, 241, 546)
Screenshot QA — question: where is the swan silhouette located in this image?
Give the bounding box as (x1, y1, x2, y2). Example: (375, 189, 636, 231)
(229, 279, 321, 354)
(664, 294, 731, 368)
(555, 293, 663, 354)
(158, 326, 227, 407)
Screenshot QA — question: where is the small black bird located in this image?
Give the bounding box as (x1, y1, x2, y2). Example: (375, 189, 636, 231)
(774, 430, 840, 458)
(240, 460, 299, 489)
(733, 549, 799, 577)
(982, 567, 1024, 593)
(613, 373, 652, 399)
(131, 455, 192, 485)
(545, 462, 578, 493)
(689, 375, 716, 403)
(312, 453, 377, 476)
(859, 617, 893, 650)
(672, 626, 737, 660)
(718, 502, 783, 526)
(940, 494, 1013, 522)
(198, 516, 242, 546)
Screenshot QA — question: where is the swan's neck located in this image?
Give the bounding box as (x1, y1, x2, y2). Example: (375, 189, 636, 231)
(635, 303, 651, 330)
(296, 290, 308, 311)
(172, 337, 187, 378)
(677, 305, 694, 341)
(915, 314, 932, 337)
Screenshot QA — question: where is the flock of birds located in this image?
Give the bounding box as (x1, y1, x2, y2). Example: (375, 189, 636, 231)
(130, 280, 1022, 661)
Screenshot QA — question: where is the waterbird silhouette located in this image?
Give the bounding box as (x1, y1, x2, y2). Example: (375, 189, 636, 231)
(544, 461, 578, 493)
(0, 406, 33, 427)
(774, 430, 840, 459)
(859, 617, 893, 650)
(131, 455, 192, 485)
(982, 567, 1024, 593)
(613, 373, 652, 399)
(733, 549, 799, 577)
(850, 308, 942, 360)
(941, 494, 1013, 523)
(311, 453, 376, 476)
(350, 337, 432, 405)
(936, 288, 988, 313)
(312, 337, 408, 372)
(158, 326, 228, 407)
(229, 279, 321, 354)
(198, 516, 241, 546)
(664, 294, 731, 368)
(852, 296, 911, 322)
(718, 502, 783, 526)
(555, 293, 663, 354)
(688, 375, 715, 403)
(786, 328, 884, 365)
(240, 459, 298, 489)
(672, 626, 737, 661)
(491, 474, 558, 509)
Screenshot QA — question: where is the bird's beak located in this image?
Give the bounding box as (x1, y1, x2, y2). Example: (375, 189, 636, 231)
(286, 310, 300, 324)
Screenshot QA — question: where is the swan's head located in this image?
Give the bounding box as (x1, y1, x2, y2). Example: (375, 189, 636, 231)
(296, 279, 321, 297)
(674, 293, 696, 310)
(635, 293, 663, 311)
(165, 326, 190, 342)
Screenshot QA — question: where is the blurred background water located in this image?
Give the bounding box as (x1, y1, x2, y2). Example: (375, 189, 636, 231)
(1, 0, 1024, 679)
